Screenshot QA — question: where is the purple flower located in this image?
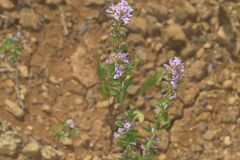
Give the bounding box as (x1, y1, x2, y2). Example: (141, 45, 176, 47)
(114, 132, 120, 138)
(154, 108, 160, 114)
(123, 122, 131, 130)
(114, 64, 123, 79)
(105, 52, 129, 79)
(106, 0, 134, 25)
(118, 128, 124, 134)
(164, 57, 184, 88)
(66, 119, 74, 128)
(0, 53, 4, 59)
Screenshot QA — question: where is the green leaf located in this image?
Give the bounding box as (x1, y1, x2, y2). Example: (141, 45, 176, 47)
(160, 111, 168, 122)
(119, 43, 128, 52)
(127, 110, 136, 121)
(97, 63, 106, 81)
(115, 120, 123, 127)
(138, 70, 165, 95)
(133, 110, 144, 123)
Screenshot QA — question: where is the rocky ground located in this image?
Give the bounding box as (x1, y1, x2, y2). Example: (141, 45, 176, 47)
(0, 0, 240, 160)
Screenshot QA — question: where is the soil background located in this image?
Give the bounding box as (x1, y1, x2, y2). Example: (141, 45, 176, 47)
(0, 0, 240, 160)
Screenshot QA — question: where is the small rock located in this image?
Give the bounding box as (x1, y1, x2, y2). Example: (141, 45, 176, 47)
(158, 154, 167, 160)
(175, 0, 197, 20)
(222, 109, 239, 123)
(165, 24, 186, 50)
(0, 131, 22, 156)
(223, 80, 233, 90)
(127, 34, 145, 47)
(180, 43, 197, 59)
(199, 122, 208, 133)
(70, 46, 98, 88)
(179, 83, 200, 106)
(135, 47, 147, 62)
(0, 119, 12, 133)
(96, 97, 114, 108)
(60, 138, 73, 147)
(49, 76, 61, 84)
(20, 9, 41, 30)
(41, 146, 64, 160)
(128, 85, 140, 96)
(85, 0, 105, 7)
(188, 60, 208, 81)
(46, 0, 63, 5)
(74, 96, 84, 105)
(157, 50, 176, 66)
(147, 3, 168, 22)
(129, 17, 148, 36)
(83, 155, 92, 160)
(0, 0, 14, 10)
(203, 130, 215, 141)
(5, 79, 14, 88)
(22, 142, 41, 158)
(5, 99, 24, 120)
(18, 65, 28, 78)
(42, 104, 51, 115)
(223, 136, 232, 146)
(135, 96, 145, 108)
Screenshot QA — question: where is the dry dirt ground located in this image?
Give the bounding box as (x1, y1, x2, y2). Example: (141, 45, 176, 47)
(0, 0, 240, 160)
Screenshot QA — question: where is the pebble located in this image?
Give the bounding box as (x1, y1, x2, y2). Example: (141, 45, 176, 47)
(0, 0, 14, 10)
(129, 17, 148, 36)
(127, 34, 145, 47)
(165, 24, 186, 50)
(5, 99, 24, 120)
(19, 9, 41, 30)
(203, 130, 215, 141)
(223, 136, 232, 146)
(42, 104, 51, 115)
(22, 142, 41, 158)
(46, 0, 63, 5)
(223, 80, 233, 90)
(188, 60, 208, 81)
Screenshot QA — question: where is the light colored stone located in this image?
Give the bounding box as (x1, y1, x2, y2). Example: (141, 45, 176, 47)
(60, 138, 73, 147)
(223, 80, 233, 90)
(223, 136, 232, 146)
(46, 0, 63, 5)
(18, 65, 28, 78)
(203, 130, 215, 141)
(165, 24, 186, 50)
(70, 46, 98, 88)
(158, 154, 167, 160)
(127, 34, 145, 47)
(85, 0, 105, 7)
(20, 9, 40, 30)
(96, 97, 114, 108)
(0, 131, 22, 156)
(41, 146, 64, 160)
(22, 142, 41, 158)
(129, 17, 148, 36)
(147, 3, 168, 22)
(5, 99, 24, 119)
(0, 0, 14, 10)
(128, 85, 140, 96)
(188, 60, 207, 81)
(42, 104, 51, 115)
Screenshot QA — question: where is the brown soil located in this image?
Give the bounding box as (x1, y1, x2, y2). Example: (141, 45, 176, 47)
(0, 0, 240, 159)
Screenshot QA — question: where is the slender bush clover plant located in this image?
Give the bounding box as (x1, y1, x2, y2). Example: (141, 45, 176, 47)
(98, 0, 185, 159)
(51, 119, 80, 141)
(0, 32, 26, 110)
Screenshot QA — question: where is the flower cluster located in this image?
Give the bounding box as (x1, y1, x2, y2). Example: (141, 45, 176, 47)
(106, 0, 134, 25)
(164, 57, 184, 88)
(105, 52, 129, 79)
(66, 119, 74, 128)
(114, 121, 132, 138)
